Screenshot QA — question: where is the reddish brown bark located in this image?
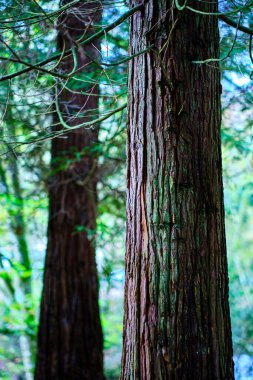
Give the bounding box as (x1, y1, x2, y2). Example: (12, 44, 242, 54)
(35, 2, 103, 379)
(121, 1, 234, 379)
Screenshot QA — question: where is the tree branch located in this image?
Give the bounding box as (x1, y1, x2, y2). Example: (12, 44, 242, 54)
(0, 4, 143, 82)
(218, 14, 253, 36)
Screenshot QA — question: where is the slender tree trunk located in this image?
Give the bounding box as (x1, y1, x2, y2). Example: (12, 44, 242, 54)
(10, 156, 32, 294)
(121, 1, 234, 379)
(11, 158, 34, 380)
(0, 114, 34, 379)
(35, 2, 103, 379)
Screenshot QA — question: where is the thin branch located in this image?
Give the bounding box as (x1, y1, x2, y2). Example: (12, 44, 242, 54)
(0, 55, 67, 79)
(192, 13, 242, 64)
(179, 0, 253, 17)
(219, 14, 253, 36)
(174, 0, 253, 36)
(0, 4, 143, 82)
(1, 103, 127, 154)
(0, 0, 80, 25)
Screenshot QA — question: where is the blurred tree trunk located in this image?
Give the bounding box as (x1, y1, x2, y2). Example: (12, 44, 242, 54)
(121, 1, 234, 379)
(0, 107, 34, 380)
(35, 2, 103, 379)
(0, 158, 33, 380)
(9, 156, 33, 380)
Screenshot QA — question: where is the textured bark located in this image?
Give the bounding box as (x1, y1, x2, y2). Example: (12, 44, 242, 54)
(35, 2, 103, 379)
(121, 1, 234, 379)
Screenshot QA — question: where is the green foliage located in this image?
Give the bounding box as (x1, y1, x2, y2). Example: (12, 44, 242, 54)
(222, 100, 253, 356)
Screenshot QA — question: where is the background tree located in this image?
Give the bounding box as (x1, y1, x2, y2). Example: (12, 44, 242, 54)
(0, 1, 131, 377)
(35, 1, 104, 379)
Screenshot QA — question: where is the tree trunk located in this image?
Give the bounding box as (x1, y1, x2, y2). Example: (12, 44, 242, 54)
(0, 109, 34, 379)
(121, 1, 234, 379)
(35, 2, 103, 379)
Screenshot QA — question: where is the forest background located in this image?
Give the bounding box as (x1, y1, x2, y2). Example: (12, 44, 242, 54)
(0, 0, 252, 379)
